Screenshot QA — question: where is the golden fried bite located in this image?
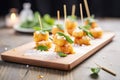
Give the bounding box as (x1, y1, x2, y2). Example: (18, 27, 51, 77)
(91, 22, 98, 29)
(55, 44, 74, 54)
(53, 34, 68, 46)
(33, 31, 49, 42)
(74, 36, 91, 45)
(52, 26, 64, 35)
(35, 41, 52, 49)
(72, 29, 84, 38)
(85, 20, 97, 29)
(90, 27, 103, 38)
(67, 28, 75, 36)
(65, 19, 77, 35)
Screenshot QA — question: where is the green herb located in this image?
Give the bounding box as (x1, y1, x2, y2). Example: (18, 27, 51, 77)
(39, 30, 47, 34)
(84, 15, 96, 25)
(79, 26, 93, 38)
(83, 25, 91, 29)
(20, 12, 55, 32)
(58, 52, 67, 57)
(67, 15, 77, 21)
(36, 45, 48, 51)
(49, 37, 53, 41)
(91, 67, 100, 74)
(57, 32, 73, 44)
(56, 24, 64, 30)
(20, 20, 35, 28)
(34, 12, 40, 23)
(43, 14, 55, 25)
(33, 27, 41, 31)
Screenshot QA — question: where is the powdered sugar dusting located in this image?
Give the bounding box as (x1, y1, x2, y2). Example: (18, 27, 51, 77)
(24, 35, 104, 59)
(24, 44, 60, 59)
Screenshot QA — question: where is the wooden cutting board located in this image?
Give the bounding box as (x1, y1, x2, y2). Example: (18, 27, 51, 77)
(1, 32, 115, 70)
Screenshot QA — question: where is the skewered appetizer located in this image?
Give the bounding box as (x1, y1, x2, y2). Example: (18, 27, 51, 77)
(53, 32, 74, 54)
(52, 24, 64, 35)
(84, 15, 97, 29)
(33, 30, 52, 51)
(84, 16, 103, 38)
(90, 27, 103, 38)
(65, 16, 77, 35)
(74, 36, 91, 45)
(72, 25, 92, 45)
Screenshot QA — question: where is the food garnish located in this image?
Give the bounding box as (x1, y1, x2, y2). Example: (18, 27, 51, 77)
(57, 32, 73, 44)
(91, 67, 100, 74)
(58, 52, 67, 57)
(79, 26, 93, 39)
(36, 45, 48, 51)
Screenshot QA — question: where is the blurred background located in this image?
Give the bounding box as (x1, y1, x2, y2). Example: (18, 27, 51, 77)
(0, 0, 120, 18)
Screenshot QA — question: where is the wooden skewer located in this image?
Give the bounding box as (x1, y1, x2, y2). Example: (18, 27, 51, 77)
(38, 15, 42, 30)
(84, 0, 90, 18)
(63, 4, 68, 34)
(95, 63, 116, 76)
(72, 4, 76, 17)
(80, 3, 84, 25)
(64, 4, 67, 21)
(57, 10, 60, 23)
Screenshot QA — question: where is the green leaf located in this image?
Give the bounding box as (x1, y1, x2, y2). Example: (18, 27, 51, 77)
(39, 30, 47, 34)
(84, 15, 96, 25)
(56, 24, 64, 30)
(33, 27, 41, 31)
(43, 14, 55, 25)
(20, 12, 54, 33)
(20, 20, 34, 28)
(84, 25, 91, 29)
(58, 52, 67, 57)
(57, 32, 73, 44)
(91, 67, 100, 74)
(49, 37, 53, 41)
(83, 29, 93, 38)
(79, 26, 93, 39)
(36, 45, 48, 51)
(67, 15, 77, 21)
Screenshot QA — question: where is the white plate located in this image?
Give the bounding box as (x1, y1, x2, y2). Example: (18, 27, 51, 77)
(13, 24, 34, 33)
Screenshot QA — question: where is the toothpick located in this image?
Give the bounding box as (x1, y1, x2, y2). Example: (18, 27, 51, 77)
(57, 10, 60, 24)
(38, 15, 42, 30)
(63, 4, 68, 34)
(72, 4, 75, 17)
(80, 3, 84, 25)
(64, 4, 67, 21)
(84, 0, 90, 18)
(95, 63, 116, 76)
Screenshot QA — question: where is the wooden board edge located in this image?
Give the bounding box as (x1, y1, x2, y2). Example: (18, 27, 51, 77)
(1, 54, 70, 70)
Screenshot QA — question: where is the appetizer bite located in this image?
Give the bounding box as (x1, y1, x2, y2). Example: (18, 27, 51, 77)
(84, 15, 97, 29)
(72, 4, 92, 46)
(89, 27, 103, 38)
(65, 17, 77, 35)
(52, 10, 64, 35)
(53, 32, 74, 54)
(52, 24, 64, 35)
(33, 31, 49, 42)
(34, 30, 52, 51)
(84, 16, 103, 38)
(83, 0, 103, 38)
(65, 5, 78, 35)
(72, 26, 91, 45)
(33, 15, 52, 51)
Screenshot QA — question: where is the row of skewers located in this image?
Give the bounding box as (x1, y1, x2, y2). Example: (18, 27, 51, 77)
(33, 0, 103, 56)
